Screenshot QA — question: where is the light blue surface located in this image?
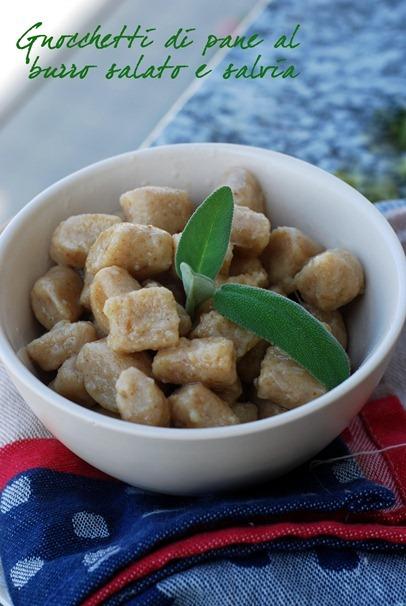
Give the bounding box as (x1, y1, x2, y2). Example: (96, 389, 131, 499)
(154, 0, 406, 203)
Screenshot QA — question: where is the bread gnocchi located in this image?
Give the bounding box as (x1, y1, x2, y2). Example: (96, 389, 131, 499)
(26, 170, 364, 428)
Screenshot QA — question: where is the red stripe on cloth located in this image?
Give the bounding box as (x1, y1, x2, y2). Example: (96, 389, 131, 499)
(0, 438, 109, 489)
(82, 520, 406, 606)
(359, 396, 406, 523)
(361, 397, 406, 498)
(344, 413, 403, 523)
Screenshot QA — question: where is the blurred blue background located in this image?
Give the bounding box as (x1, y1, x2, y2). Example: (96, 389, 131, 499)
(1, 0, 405, 226)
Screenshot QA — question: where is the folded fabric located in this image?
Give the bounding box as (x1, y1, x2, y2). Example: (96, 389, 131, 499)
(119, 545, 406, 606)
(1, 201, 405, 606)
(1, 385, 405, 605)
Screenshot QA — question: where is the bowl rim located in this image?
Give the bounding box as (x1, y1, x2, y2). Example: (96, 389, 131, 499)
(0, 142, 405, 442)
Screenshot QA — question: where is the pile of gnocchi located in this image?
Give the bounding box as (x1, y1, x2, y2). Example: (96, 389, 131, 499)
(26, 168, 365, 428)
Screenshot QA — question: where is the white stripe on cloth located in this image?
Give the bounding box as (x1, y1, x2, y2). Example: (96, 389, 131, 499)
(0, 362, 51, 448)
(0, 560, 12, 606)
(373, 202, 406, 405)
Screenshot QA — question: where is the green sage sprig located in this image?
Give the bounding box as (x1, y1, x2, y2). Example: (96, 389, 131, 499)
(175, 186, 234, 279)
(214, 284, 350, 390)
(175, 187, 350, 390)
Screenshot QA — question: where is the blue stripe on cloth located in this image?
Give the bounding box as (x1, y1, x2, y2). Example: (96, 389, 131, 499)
(0, 438, 394, 606)
(154, 546, 406, 606)
(112, 540, 406, 606)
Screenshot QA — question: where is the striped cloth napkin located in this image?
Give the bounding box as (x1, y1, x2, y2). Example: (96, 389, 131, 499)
(0, 201, 405, 606)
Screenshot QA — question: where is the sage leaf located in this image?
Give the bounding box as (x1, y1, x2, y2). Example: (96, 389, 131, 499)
(180, 262, 216, 316)
(213, 284, 350, 390)
(175, 186, 234, 280)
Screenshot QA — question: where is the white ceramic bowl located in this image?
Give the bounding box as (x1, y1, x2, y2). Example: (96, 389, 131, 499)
(0, 144, 405, 495)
